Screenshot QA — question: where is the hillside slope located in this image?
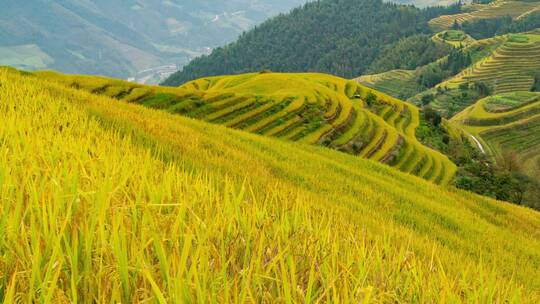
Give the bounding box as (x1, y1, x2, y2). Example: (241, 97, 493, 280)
(36, 71, 456, 184)
(356, 8, 540, 102)
(2, 67, 540, 302)
(0, 0, 304, 81)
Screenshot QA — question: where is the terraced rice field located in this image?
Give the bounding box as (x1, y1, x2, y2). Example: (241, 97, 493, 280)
(35, 70, 456, 184)
(3, 67, 540, 303)
(356, 34, 508, 105)
(452, 91, 540, 181)
(442, 33, 540, 94)
(429, 0, 540, 30)
(354, 70, 420, 99)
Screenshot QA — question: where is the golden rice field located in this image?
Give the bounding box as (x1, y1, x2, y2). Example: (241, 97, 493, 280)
(34, 70, 456, 185)
(1, 67, 540, 302)
(429, 0, 540, 30)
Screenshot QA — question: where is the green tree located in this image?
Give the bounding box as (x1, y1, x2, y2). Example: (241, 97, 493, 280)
(421, 94, 435, 106)
(365, 92, 377, 106)
(423, 107, 442, 127)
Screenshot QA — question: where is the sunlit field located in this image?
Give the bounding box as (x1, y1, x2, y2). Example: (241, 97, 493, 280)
(1, 68, 540, 302)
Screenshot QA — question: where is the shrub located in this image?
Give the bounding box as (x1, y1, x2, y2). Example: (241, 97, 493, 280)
(423, 107, 442, 127)
(422, 94, 435, 106)
(531, 74, 540, 92)
(365, 91, 377, 106)
(459, 82, 469, 90)
(472, 81, 493, 96)
(417, 65, 445, 88)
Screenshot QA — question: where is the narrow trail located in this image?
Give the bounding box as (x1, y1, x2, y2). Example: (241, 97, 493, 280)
(470, 135, 486, 154)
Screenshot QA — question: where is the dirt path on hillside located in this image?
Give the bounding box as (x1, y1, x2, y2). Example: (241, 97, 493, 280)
(470, 135, 486, 154)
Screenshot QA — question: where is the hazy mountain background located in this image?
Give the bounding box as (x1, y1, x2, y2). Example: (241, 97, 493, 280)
(0, 0, 308, 83)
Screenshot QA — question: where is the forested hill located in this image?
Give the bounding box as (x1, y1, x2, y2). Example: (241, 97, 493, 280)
(163, 0, 459, 86)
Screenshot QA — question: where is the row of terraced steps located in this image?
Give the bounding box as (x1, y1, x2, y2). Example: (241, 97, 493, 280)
(444, 34, 540, 94)
(354, 70, 419, 99)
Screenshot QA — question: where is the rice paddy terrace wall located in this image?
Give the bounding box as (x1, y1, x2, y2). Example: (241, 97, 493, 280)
(442, 32, 540, 95)
(35, 70, 456, 184)
(429, 0, 540, 31)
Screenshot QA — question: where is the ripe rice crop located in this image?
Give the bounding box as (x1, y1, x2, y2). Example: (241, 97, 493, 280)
(1, 67, 540, 302)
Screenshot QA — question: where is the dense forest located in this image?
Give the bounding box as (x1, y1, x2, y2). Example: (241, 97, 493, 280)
(367, 34, 452, 73)
(163, 0, 460, 86)
(415, 47, 473, 89)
